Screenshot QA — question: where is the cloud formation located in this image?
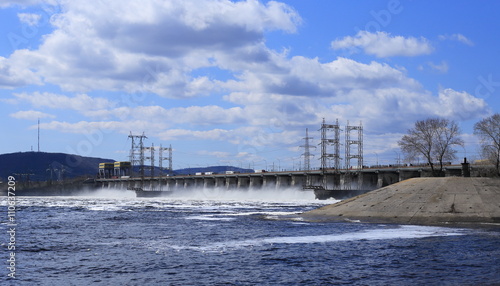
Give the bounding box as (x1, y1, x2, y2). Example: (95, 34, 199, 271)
(438, 33, 474, 46)
(331, 31, 434, 57)
(17, 12, 42, 26)
(10, 110, 55, 120)
(5, 0, 301, 97)
(12, 92, 115, 111)
(0, 0, 492, 165)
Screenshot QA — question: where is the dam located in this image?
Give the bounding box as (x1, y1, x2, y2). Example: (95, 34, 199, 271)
(95, 165, 465, 198)
(96, 126, 471, 199)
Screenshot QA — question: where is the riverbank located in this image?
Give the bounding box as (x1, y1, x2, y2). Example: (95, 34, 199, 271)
(0, 178, 98, 196)
(301, 177, 500, 226)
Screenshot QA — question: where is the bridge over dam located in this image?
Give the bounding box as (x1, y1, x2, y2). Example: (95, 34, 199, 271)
(96, 165, 465, 198)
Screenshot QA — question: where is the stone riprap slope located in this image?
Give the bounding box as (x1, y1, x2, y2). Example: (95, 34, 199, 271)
(302, 177, 500, 226)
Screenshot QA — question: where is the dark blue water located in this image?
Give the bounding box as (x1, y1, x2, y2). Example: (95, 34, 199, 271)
(2, 188, 500, 285)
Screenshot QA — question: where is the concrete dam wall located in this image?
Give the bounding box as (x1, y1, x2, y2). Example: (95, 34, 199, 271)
(96, 165, 465, 194)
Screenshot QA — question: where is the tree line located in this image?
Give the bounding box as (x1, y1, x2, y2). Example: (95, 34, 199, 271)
(398, 113, 500, 177)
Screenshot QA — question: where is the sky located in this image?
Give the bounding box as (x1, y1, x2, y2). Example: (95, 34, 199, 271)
(1, 0, 499, 171)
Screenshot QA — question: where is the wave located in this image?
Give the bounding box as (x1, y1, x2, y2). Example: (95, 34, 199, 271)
(154, 225, 468, 253)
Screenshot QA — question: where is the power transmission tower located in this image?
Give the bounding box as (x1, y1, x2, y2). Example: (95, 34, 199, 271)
(159, 144, 173, 191)
(345, 121, 363, 190)
(128, 132, 147, 178)
(143, 143, 155, 177)
(300, 128, 315, 171)
(319, 118, 342, 171)
(345, 121, 363, 170)
(318, 118, 343, 190)
(331, 119, 342, 172)
(159, 144, 173, 175)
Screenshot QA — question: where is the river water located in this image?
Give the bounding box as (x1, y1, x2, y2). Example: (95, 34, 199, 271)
(1, 187, 499, 285)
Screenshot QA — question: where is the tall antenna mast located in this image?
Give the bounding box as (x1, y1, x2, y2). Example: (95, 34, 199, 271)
(38, 118, 40, 152)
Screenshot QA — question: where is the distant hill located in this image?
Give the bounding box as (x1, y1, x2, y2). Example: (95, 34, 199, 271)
(0, 152, 115, 181)
(0, 152, 254, 181)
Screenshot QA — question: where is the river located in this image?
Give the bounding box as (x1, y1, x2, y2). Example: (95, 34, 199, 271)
(1, 187, 499, 285)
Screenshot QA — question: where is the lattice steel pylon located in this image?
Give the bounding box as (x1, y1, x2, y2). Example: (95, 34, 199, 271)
(345, 121, 363, 170)
(344, 121, 363, 190)
(300, 128, 315, 171)
(319, 118, 342, 172)
(318, 118, 343, 190)
(142, 143, 155, 178)
(159, 144, 173, 176)
(128, 132, 147, 178)
(332, 119, 342, 172)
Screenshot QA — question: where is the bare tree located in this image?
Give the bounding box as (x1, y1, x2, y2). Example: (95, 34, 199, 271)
(398, 118, 463, 176)
(473, 113, 500, 176)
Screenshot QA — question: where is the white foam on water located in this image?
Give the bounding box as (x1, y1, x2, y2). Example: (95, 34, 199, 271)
(83, 204, 125, 212)
(78, 188, 136, 199)
(164, 186, 335, 204)
(219, 211, 303, 217)
(185, 215, 236, 221)
(6, 186, 337, 213)
(158, 225, 468, 253)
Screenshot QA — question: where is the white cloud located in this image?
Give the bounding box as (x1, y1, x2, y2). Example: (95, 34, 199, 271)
(4, 0, 301, 97)
(10, 110, 55, 120)
(437, 88, 488, 120)
(418, 61, 449, 73)
(157, 126, 300, 153)
(159, 128, 231, 141)
(439, 33, 474, 46)
(21, 85, 488, 145)
(82, 104, 246, 126)
(197, 150, 231, 158)
(428, 61, 449, 73)
(0, 0, 54, 8)
(30, 102, 246, 136)
(331, 31, 434, 58)
(223, 56, 421, 100)
(17, 13, 41, 26)
(0, 56, 42, 88)
(38, 120, 170, 135)
(38, 121, 119, 134)
(12, 92, 116, 111)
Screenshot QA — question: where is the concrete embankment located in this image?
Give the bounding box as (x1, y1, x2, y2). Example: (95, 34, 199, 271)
(301, 177, 500, 226)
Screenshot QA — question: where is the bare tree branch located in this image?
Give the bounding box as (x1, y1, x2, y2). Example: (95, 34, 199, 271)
(474, 113, 500, 176)
(398, 118, 463, 176)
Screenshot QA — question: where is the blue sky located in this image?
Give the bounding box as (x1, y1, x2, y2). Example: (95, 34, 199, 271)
(1, 0, 499, 171)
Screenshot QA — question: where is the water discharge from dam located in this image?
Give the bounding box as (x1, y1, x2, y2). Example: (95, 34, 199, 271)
(80, 186, 338, 203)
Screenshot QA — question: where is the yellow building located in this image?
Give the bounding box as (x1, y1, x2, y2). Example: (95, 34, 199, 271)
(114, 161, 132, 177)
(98, 162, 114, 178)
